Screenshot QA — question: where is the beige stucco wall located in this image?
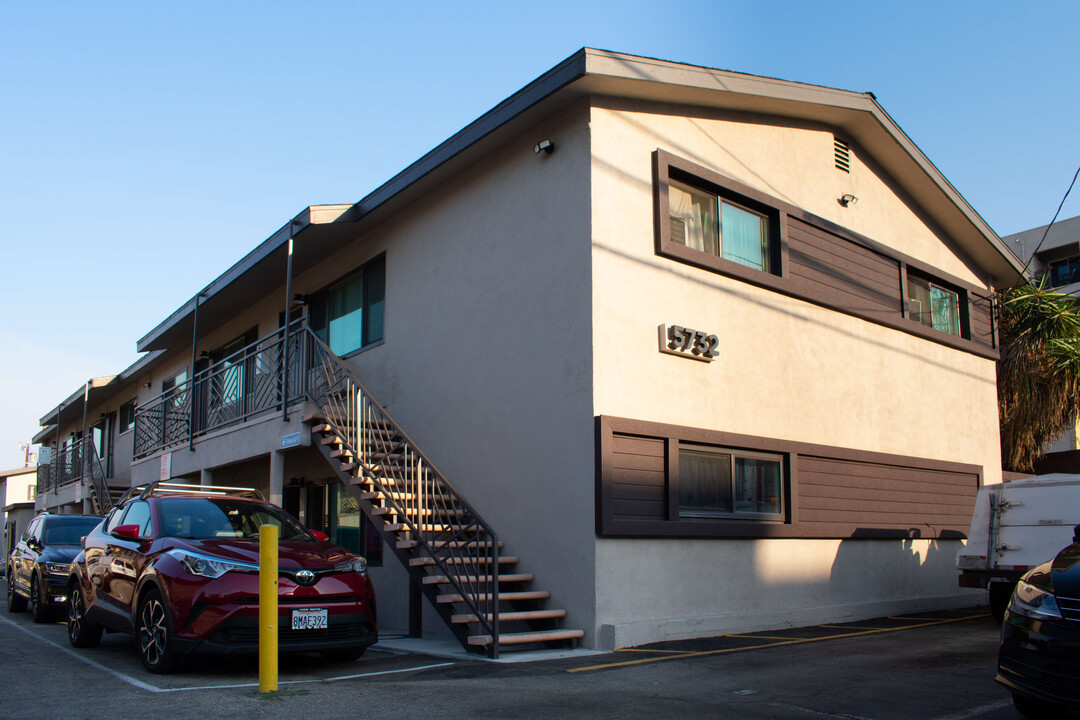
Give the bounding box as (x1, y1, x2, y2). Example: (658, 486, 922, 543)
(280, 102, 598, 637)
(589, 103, 996, 646)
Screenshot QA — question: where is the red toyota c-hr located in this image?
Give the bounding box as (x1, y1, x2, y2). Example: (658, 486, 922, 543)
(66, 482, 377, 673)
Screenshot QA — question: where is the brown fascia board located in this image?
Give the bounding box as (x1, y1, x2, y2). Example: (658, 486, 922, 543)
(135, 205, 354, 353)
(31, 424, 56, 445)
(133, 48, 1023, 357)
(36, 350, 164, 430)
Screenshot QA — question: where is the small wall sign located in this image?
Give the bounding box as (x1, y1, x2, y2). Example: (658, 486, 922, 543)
(659, 323, 719, 362)
(281, 432, 302, 449)
(160, 452, 172, 481)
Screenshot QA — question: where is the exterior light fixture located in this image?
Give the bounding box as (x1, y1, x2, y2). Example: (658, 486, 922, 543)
(839, 193, 858, 207)
(534, 139, 554, 155)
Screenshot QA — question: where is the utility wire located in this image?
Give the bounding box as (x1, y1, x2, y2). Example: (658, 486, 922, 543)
(1022, 163, 1080, 280)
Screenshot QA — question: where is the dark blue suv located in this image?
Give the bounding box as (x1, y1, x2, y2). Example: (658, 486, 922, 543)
(7, 513, 103, 622)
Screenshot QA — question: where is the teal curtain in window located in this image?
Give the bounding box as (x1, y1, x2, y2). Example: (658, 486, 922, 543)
(929, 285, 960, 336)
(328, 274, 366, 356)
(721, 202, 767, 271)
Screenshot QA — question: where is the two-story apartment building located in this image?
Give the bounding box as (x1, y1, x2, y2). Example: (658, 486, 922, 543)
(32, 49, 1025, 656)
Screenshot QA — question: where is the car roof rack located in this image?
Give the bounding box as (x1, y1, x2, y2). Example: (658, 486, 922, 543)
(115, 481, 265, 506)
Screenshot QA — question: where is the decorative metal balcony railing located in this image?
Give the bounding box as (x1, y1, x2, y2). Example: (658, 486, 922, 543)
(36, 437, 114, 514)
(133, 320, 305, 458)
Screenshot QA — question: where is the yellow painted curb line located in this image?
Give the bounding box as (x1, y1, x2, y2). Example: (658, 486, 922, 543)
(567, 613, 988, 673)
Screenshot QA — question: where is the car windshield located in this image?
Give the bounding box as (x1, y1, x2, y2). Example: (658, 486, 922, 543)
(43, 517, 102, 545)
(157, 497, 312, 541)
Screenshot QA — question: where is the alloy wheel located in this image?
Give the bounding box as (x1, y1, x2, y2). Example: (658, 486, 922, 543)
(139, 597, 168, 667)
(7, 575, 27, 613)
(68, 587, 83, 640)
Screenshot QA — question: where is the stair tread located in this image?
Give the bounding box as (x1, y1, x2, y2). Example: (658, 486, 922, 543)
(437, 590, 549, 604)
(452, 609, 566, 624)
(423, 573, 533, 585)
(410, 556, 518, 567)
(468, 629, 584, 646)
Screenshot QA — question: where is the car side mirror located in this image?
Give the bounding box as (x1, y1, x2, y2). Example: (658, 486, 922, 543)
(113, 524, 143, 541)
(1074, 524, 1080, 545)
(311, 530, 329, 542)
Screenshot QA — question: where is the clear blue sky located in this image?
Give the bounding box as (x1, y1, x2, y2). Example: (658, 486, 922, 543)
(2, 0, 1078, 468)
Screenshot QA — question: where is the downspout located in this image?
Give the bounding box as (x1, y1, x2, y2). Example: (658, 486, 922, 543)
(282, 221, 296, 422)
(189, 292, 203, 452)
(53, 405, 61, 511)
(81, 380, 89, 500)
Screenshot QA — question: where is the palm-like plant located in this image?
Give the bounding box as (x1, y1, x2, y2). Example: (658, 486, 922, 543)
(998, 280, 1080, 472)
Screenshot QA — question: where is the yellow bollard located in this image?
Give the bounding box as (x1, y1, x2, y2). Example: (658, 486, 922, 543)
(259, 524, 279, 693)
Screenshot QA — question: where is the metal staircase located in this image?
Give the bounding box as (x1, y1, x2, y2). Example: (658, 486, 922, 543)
(299, 327, 582, 658)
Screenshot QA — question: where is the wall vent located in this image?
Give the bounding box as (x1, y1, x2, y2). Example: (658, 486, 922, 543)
(834, 137, 851, 173)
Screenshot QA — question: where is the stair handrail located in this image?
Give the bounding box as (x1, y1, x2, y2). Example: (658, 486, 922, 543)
(79, 437, 114, 515)
(298, 327, 501, 656)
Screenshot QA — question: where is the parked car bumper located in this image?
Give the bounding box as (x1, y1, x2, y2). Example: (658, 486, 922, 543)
(39, 570, 74, 608)
(171, 611, 377, 655)
(997, 613, 1080, 708)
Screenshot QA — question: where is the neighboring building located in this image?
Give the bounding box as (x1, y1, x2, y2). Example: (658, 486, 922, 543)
(1005, 214, 1080, 295)
(2, 466, 38, 563)
(32, 49, 1026, 655)
(1003, 215, 1080, 474)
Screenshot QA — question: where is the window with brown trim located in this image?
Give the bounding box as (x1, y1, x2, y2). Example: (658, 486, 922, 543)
(678, 445, 785, 520)
(655, 150, 786, 284)
(596, 415, 981, 540)
(654, 149, 996, 359)
(905, 270, 968, 338)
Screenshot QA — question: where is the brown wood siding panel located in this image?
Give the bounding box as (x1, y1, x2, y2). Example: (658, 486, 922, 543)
(786, 219, 901, 321)
(610, 452, 665, 473)
(798, 457, 977, 494)
(609, 432, 667, 522)
(969, 293, 995, 351)
(788, 219, 901, 286)
(597, 416, 982, 539)
(798, 478, 974, 501)
(794, 455, 977, 533)
(654, 151, 1001, 361)
(613, 498, 668, 518)
(612, 435, 665, 458)
(799, 508, 974, 528)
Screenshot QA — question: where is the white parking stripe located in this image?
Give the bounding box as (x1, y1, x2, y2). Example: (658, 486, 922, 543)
(0, 613, 160, 692)
(155, 663, 456, 693)
(0, 613, 452, 693)
(929, 699, 1014, 720)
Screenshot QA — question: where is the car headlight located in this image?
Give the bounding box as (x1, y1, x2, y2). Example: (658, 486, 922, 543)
(333, 557, 368, 576)
(166, 549, 259, 579)
(1007, 579, 1062, 620)
(42, 562, 71, 576)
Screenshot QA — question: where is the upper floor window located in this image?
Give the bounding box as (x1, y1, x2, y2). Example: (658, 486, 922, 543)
(655, 150, 784, 284)
(1048, 256, 1080, 288)
(907, 273, 962, 337)
(118, 399, 136, 434)
(669, 179, 772, 273)
(310, 255, 385, 357)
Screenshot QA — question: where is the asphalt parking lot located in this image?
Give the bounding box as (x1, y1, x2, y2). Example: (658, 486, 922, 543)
(1, 579, 1028, 720)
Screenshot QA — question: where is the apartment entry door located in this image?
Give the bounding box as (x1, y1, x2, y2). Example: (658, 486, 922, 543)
(282, 479, 382, 565)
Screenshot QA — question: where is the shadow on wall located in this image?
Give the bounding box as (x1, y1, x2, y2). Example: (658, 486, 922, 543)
(829, 528, 967, 602)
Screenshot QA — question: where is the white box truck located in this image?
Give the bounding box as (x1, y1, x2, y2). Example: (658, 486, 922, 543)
(956, 473, 1080, 621)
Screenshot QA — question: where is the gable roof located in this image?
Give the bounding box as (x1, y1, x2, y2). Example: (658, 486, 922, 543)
(136, 48, 1025, 354)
